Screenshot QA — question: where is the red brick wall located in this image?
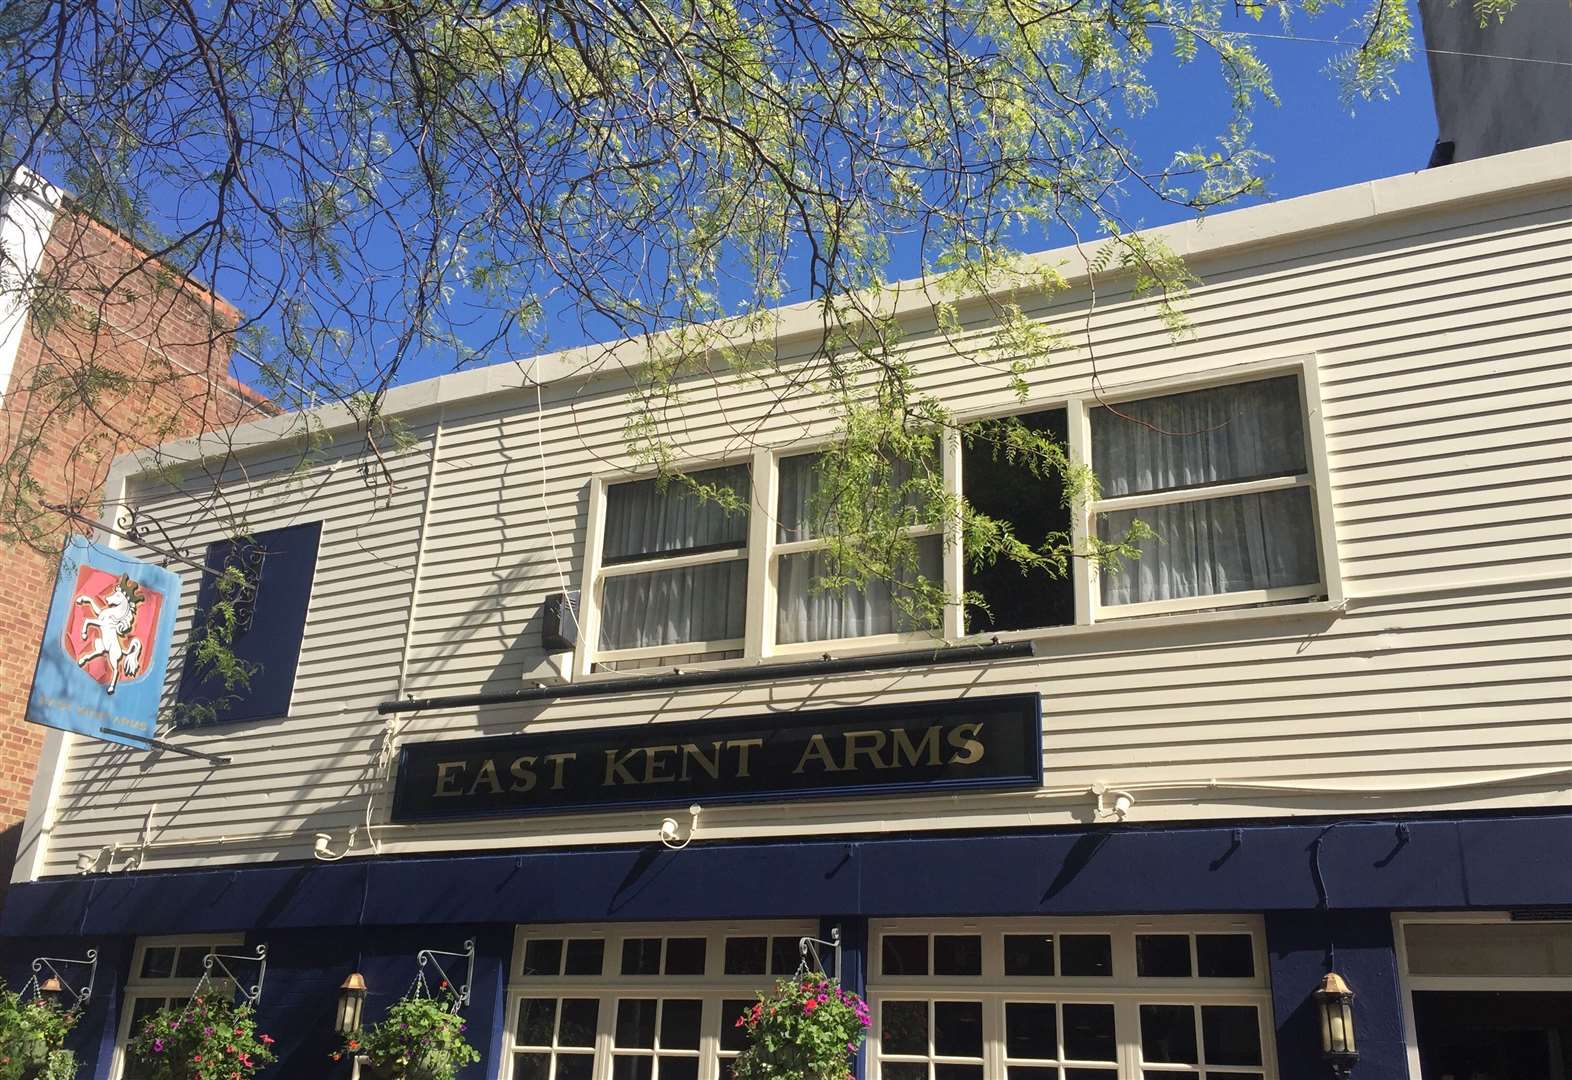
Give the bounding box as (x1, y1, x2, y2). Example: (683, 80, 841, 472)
(0, 204, 274, 897)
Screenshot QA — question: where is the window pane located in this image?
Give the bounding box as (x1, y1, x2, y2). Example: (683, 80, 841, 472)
(616, 999, 659, 1047)
(1091, 376, 1306, 497)
(1059, 936, 1113, 977)
(665, 938, 707, 976)
(1004, 935, 1056, 977)
(175, 946, 214, 979)
(1196, 935, 1255, 978)
(725, 937, 767, 976)
(1006, 1002, 1058, 1060)
(622, 939, 662, 976)
(1099, 487, 1319, 606)
(882, 1066, 927, 1080)
(661, 1058, 700, 1080)
(661, 1000, 703, 1050)
(1066, 1072, 1118, 1080)
(514, 1053, 550, 1080)
(1136, 935, 1193, 978)
(129, 996, 168, 1028)
(1063, 1004, 1117, 1062)
(770, 936, 801, 975)
(564, 939, 605, 976)
(601, 560, 748, 650)
(1201, 1006, 1262, 1066)
(1140, 1004, 1198, 1063)
(516, 998, 557, 1046)
(1009, 1070, 1059, 1080)
(560, 999, 600, 1047)
(777, 451, 934, 543)
(523, 939, 564, 977)
(1405, 922, 1572, 977)
(604, 465, 750, 561)
(558, 1056, 595, 1080)
(613, 1057, 655, 1080)
(721, 1000, 754, 1053)
(1412, 991, 1572, 1080)
(882, 936, 929, 977)
(934, 1001, 984, 1057)
(881, 1001, 929, 1055)
(934, 936, 982, 976)
(777, 534, 942, 645)
(935, 1067, 983, 1080)
(962, 408, 1075, 633)
(140, 947, 176, 980)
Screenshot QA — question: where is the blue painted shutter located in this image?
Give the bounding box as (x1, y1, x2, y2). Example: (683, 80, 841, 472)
(177, 522, 322, 723)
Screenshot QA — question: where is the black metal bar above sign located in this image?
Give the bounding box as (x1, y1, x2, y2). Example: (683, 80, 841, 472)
(391, 692, 1043, 823)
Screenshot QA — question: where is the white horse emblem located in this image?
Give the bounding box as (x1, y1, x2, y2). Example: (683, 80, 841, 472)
(75, 574, 146, 694)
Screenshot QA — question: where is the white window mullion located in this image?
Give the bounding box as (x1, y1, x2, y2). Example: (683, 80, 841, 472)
(746, 446, 776, 659)
(1066, 396, 1093, 627)
(576, 477, 608, 679)
(1090, 472, 1311, 515)
(942, 426, 965, 642)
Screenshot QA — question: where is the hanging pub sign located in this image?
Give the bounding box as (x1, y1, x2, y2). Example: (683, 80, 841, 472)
(392, 692, 1042, 822)
(26, 536, 183, 747)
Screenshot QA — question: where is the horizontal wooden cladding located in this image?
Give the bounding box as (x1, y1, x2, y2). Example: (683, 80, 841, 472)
(34, 183, 1572, 877)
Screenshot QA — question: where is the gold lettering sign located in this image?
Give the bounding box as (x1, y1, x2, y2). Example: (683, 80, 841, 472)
(393, 694, 1040, 823)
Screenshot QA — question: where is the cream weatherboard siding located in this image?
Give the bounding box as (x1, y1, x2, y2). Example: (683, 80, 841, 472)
(17, 142, 1572, 882)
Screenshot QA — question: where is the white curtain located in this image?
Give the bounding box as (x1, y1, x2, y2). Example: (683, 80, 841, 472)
(775, 453, 941, 643)
(776, 538, 943, 644)
(1092, 375, 1306, 496)
(602, 464, 749, 561)
(1093, 378, 1319, 606)
(599, 465, 749, 650)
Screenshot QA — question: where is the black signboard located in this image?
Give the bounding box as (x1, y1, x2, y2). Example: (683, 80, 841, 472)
(391, 693, 1042, 822)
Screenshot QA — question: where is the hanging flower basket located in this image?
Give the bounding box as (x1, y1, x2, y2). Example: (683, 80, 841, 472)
(123, 993, 275, 1080)
(334, 983, 479, 1080)
(731, 976, 871, 1080)
(0, 980, 78, 1080)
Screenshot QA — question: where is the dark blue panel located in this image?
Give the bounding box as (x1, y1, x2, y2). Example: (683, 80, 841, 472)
(5, 813, 1570, 940)
(1458, 815, 1572, 906)
(0, 934, 132, 1080)
(1265, 910, 1406, 1080)
(177, 521, 321, 724)
(360, 841, 861, 925)
(75, 861, 367, 935)
(822, 917, 869, 1080)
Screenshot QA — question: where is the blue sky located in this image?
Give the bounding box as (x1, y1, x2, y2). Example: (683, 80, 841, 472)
(222, 5, 1444, 393)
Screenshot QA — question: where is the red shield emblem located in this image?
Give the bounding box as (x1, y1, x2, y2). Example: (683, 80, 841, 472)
(61, 567, 165, 694)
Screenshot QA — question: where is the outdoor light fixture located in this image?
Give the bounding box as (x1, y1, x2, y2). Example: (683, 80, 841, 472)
(335, 972, 368, 1035)
(37, 977, 64, 1007)
(1316, 972, 1358, 1077)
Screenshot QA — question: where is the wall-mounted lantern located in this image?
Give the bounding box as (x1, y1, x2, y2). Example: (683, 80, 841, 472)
(37, 976, 64, 1008)
(1316, 971, 1358, 1078)
(28, 950, 98, 1010)
(335, 972, 368, 1035)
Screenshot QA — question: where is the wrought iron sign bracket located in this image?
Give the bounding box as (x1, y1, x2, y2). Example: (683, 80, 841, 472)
(204, 944, 269, 1005)
(417, 938, 476, 1008)
(797, 925, 843, 980)
(29, 949, 99, 1007)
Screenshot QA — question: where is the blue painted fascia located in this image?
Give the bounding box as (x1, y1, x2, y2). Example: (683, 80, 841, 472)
(3, 812, 1568, 939)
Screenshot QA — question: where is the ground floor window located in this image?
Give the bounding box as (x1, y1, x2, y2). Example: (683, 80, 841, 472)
(1396, 914, 1572, 1080)
(502, 921, 818, 1080)
(114, 935, 243, 1080)
(502, 918, 1273, 1080)
(868, 918, 1274, 1080)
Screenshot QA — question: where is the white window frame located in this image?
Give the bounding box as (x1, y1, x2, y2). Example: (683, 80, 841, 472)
(112, 934, 245, 1080)
(867, 916, 1278, 1080)
(578, 460, 755, 676)
(576, 355, 1341, 677)
(1392, 911, 1572, 1080)
(499, 920, 819, 1080)
(767, 446, 948, 658)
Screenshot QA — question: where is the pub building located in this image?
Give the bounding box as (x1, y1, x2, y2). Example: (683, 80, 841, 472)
(3, 145, 1571, 1080)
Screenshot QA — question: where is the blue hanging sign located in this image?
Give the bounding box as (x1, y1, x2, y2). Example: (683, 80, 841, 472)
(26, 536, 184, 746)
